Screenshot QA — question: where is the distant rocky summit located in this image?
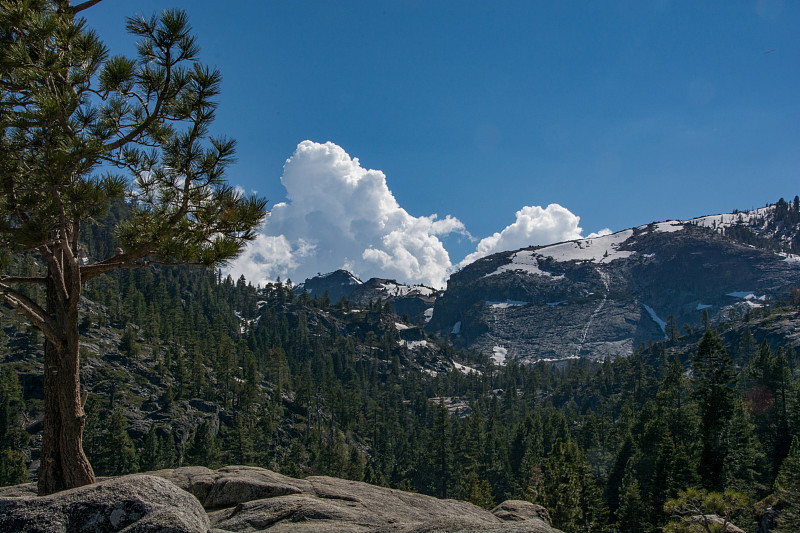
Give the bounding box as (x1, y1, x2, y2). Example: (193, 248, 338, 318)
(430, 209, 800, 363)
(0, 465, 563, 532)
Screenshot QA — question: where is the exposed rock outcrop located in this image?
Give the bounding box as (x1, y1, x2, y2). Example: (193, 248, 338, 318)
(0, 474, 209, 532)
(0, 466, 563, 533)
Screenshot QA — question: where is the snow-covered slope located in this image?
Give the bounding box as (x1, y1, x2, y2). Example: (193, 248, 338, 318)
(429, 201, 800, 363)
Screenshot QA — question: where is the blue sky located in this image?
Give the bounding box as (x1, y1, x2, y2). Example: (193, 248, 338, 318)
(84, 1, 799, 287)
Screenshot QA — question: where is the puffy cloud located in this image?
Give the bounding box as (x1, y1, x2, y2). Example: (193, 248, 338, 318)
(459, 204, 583, 268)
(227, 141, 466, 288)
(587, 228, 612, 239)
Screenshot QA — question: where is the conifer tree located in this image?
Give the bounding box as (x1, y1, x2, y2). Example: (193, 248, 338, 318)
(693, 330, 736, 491)
(0, 368, 29, 484)
(536, 438, 605, 533)
(774, 436, 800, 533)
(0, 448, 28, 485)
(96, 408, 137, 476)
(616, 460, 647, 533)
(664, 488, 748, 533)
(185, 419, 219, 467)
(0, 0, 267, 494)
(429, 397, 453, 499)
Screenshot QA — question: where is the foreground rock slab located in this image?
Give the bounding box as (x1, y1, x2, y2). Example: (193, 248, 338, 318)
(0, 474, 210, 532)
(0, 466, 563, 532)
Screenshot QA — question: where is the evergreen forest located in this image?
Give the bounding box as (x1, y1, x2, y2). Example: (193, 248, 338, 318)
(1, 201, 800, 533)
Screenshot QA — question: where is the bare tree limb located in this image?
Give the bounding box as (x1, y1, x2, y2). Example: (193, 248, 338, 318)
(0, 285, 59, 343)
(66, 0, 104, 15)
(0, 276, 47, 285)
(80, 257, 207, 282)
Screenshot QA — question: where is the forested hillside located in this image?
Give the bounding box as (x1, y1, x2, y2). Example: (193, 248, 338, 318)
(1, 202, 800, 532)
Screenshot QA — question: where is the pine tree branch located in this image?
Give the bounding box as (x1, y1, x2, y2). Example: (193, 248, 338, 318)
(65, 1, 105, 15)
(0, 284, 58, 343)
(80, 256, 207, 282)
(0, 276, 47, 285)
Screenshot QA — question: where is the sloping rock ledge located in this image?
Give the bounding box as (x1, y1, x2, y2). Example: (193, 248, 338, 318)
(0, 465, 563, 533)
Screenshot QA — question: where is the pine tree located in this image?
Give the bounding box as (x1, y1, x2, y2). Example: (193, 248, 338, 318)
(693, 330, 736, 491)
(185, 420, 219, 468)
(96, 408, 138, 476)
(429, 397, 453, 499)
(721, 399, 767, 496)
(664, 488, 748, 533)
(774, 436, 800, 533)
(0, 0, 267, 495)
(535, 439, 605, 532)
(0, 448, 28, 485)
(616, 460, 647, 533)
(139, 425, 162, 472)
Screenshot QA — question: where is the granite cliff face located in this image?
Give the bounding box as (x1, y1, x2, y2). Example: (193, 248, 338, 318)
(428, 217, 800, 363)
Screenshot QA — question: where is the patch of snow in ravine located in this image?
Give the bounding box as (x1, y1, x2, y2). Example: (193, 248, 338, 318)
(643, 304, 667, 336)
(395, 322, 410, 331)
(424, 307, 434, 323)
(452, 321, 462, 335)
(547, 300, 566, 306)
(696, 303, 712, 310)
(452, 362, 481, 375)
(781, 253, 800, 264)
(491, 346, 508, 365)
(486, 300, 528, 309)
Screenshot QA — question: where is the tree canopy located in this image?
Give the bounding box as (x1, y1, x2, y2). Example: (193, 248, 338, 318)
(0, 0, 267, 494)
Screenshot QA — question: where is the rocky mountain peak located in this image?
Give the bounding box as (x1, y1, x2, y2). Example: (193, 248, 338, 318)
(427, 202, 800, 364)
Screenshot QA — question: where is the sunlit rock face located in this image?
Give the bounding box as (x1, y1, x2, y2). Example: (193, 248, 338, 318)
(430, 221, 800, 363)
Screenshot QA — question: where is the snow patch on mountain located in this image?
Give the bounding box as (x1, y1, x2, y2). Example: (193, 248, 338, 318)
(690, 206, 773, 231)
(486, 300, 528, 308)
(534, 355, 580, 363)
(486, 251, 565, 278)
(380, 281, 435, 297)
(643, 304, 667, 336)
(727, 291, 765, 300)
(401, 340, 429, 349)
(491, 346, 508, 365)
(536, 230, 635, 264)
(651, 221, 685, 233)
(452, 362, 481, 375)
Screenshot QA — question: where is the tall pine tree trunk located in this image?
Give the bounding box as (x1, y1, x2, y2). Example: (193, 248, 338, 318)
(37, 270, 94, 495)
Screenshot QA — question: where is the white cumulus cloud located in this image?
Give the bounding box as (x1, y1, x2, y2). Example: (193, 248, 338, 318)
(459, 204, 584, 268)
(586, 228, 613, 239)
(227, 141, 466, 288)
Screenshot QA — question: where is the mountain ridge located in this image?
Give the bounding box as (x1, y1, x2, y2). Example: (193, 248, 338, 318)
(296, 200, 800, 364)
